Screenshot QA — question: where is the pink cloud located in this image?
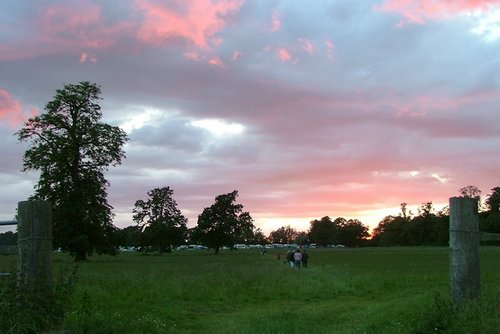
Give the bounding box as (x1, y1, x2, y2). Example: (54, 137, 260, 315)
(79, 52, 97, 63)
(208, 57, 223, 66)
(387, 89, 500, 118)
(183, 51, 224, 67)
(40, 1, 129, 50)
(0, 1, 133, 62)
(374, 0, 499, 25)
(134, 0, 243, 48)
(184, 51, 201, 61)
(299, 38, 315, 55)
(277, 48, 292, 62)
(1, 1, 242, 62)
(0, 1, 147, 62)
(42, 2, 101, 36)
(0, 89, 26, 128)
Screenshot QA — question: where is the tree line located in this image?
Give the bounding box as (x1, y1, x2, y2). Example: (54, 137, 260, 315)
(13, 82, 500, 261)
(4, 185, 498, 255)
(372, 187, 500, 246)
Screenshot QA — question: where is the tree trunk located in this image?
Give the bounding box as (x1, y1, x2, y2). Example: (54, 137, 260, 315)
(214, 246, 220, 255)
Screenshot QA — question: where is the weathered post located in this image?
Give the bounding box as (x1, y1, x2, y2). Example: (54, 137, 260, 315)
(449, 197, 480, 306)
(17, 200, 52, 289)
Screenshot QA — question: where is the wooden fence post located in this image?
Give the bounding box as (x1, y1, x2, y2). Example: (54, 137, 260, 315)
(17, 200, 52, 289)
(449, 197, 480, 306)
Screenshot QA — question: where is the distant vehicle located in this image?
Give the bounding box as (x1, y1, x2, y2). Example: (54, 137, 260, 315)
(187, 245, 208, 250)
(119, 246, 136, 252)
(248, 244, 264, 249)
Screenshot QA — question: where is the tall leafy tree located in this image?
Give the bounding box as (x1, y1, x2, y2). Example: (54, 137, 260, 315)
(485, 187, 500, 213)
(117, 225, 142, 249)
(337, 219, 370, 247)
(372, 202, 449, 246)
(194, 190, 254, 254)
(481, 187, 500, 238)
(307, 216, 337, 246)
(133, 187, 188, 253)
(247, 228, 268, 245)
(16, 82, 128, 261)
(459, 185, 482, 199)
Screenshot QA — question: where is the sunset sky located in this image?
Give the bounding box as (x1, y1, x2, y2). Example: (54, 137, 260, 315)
(1, 0, 500, 234)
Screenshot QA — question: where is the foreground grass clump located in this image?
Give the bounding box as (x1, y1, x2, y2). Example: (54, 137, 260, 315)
(0, 265, 78, 333)
(1, 247, 499, 333)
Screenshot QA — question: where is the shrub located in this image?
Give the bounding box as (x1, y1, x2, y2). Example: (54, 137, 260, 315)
(411, 292, 500, 334)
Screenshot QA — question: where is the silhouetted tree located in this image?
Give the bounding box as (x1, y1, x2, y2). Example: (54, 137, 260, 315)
(117, 226, 141, 249)
(16, 82, 128, 261)
(459, 185, 482, 199)
(337, 219, 370, 247)
(404, 203, 435, 245)
(194, 190, 254, 254)
(371, 215, 408, 246)
(485, 187, 500, 213)
(294, 232, 309, 245)
(268, 225, 299, 244)
(0, 231, 17, 246)
(133, 187, 188, 253)
(372, 202, 448, 246)
(245, 228, 268, 245)
(307, 216, 337, 246)
(479, 187, 500, 242)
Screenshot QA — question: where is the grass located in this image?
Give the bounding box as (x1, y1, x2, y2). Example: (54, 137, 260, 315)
(1, 247, 499, 333)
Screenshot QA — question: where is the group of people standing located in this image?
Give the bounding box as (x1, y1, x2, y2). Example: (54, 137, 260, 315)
(284, 249, 309, 268)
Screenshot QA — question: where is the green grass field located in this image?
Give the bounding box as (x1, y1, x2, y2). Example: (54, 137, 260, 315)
(1, 247, 499, 333)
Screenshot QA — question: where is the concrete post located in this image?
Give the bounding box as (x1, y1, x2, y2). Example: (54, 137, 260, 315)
(17, 200, 52, 289)
(449, 197, 480, 306)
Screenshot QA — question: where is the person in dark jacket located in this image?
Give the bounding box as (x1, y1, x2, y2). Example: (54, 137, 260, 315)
(286, 250, 294, 267)
(302, 250, 309, 268)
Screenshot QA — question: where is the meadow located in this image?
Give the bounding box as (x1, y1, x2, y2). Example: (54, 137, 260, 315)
(1, 247, 499, 333)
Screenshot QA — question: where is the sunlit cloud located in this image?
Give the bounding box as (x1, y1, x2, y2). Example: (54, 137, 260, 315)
(2, 0, 500, 235)
(469, 7, 500, 41)
(119, 107, 167, 133)
(432, 173, 448, 183)
(190, 119, 244, 137)
(396, 171, 420, 178)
